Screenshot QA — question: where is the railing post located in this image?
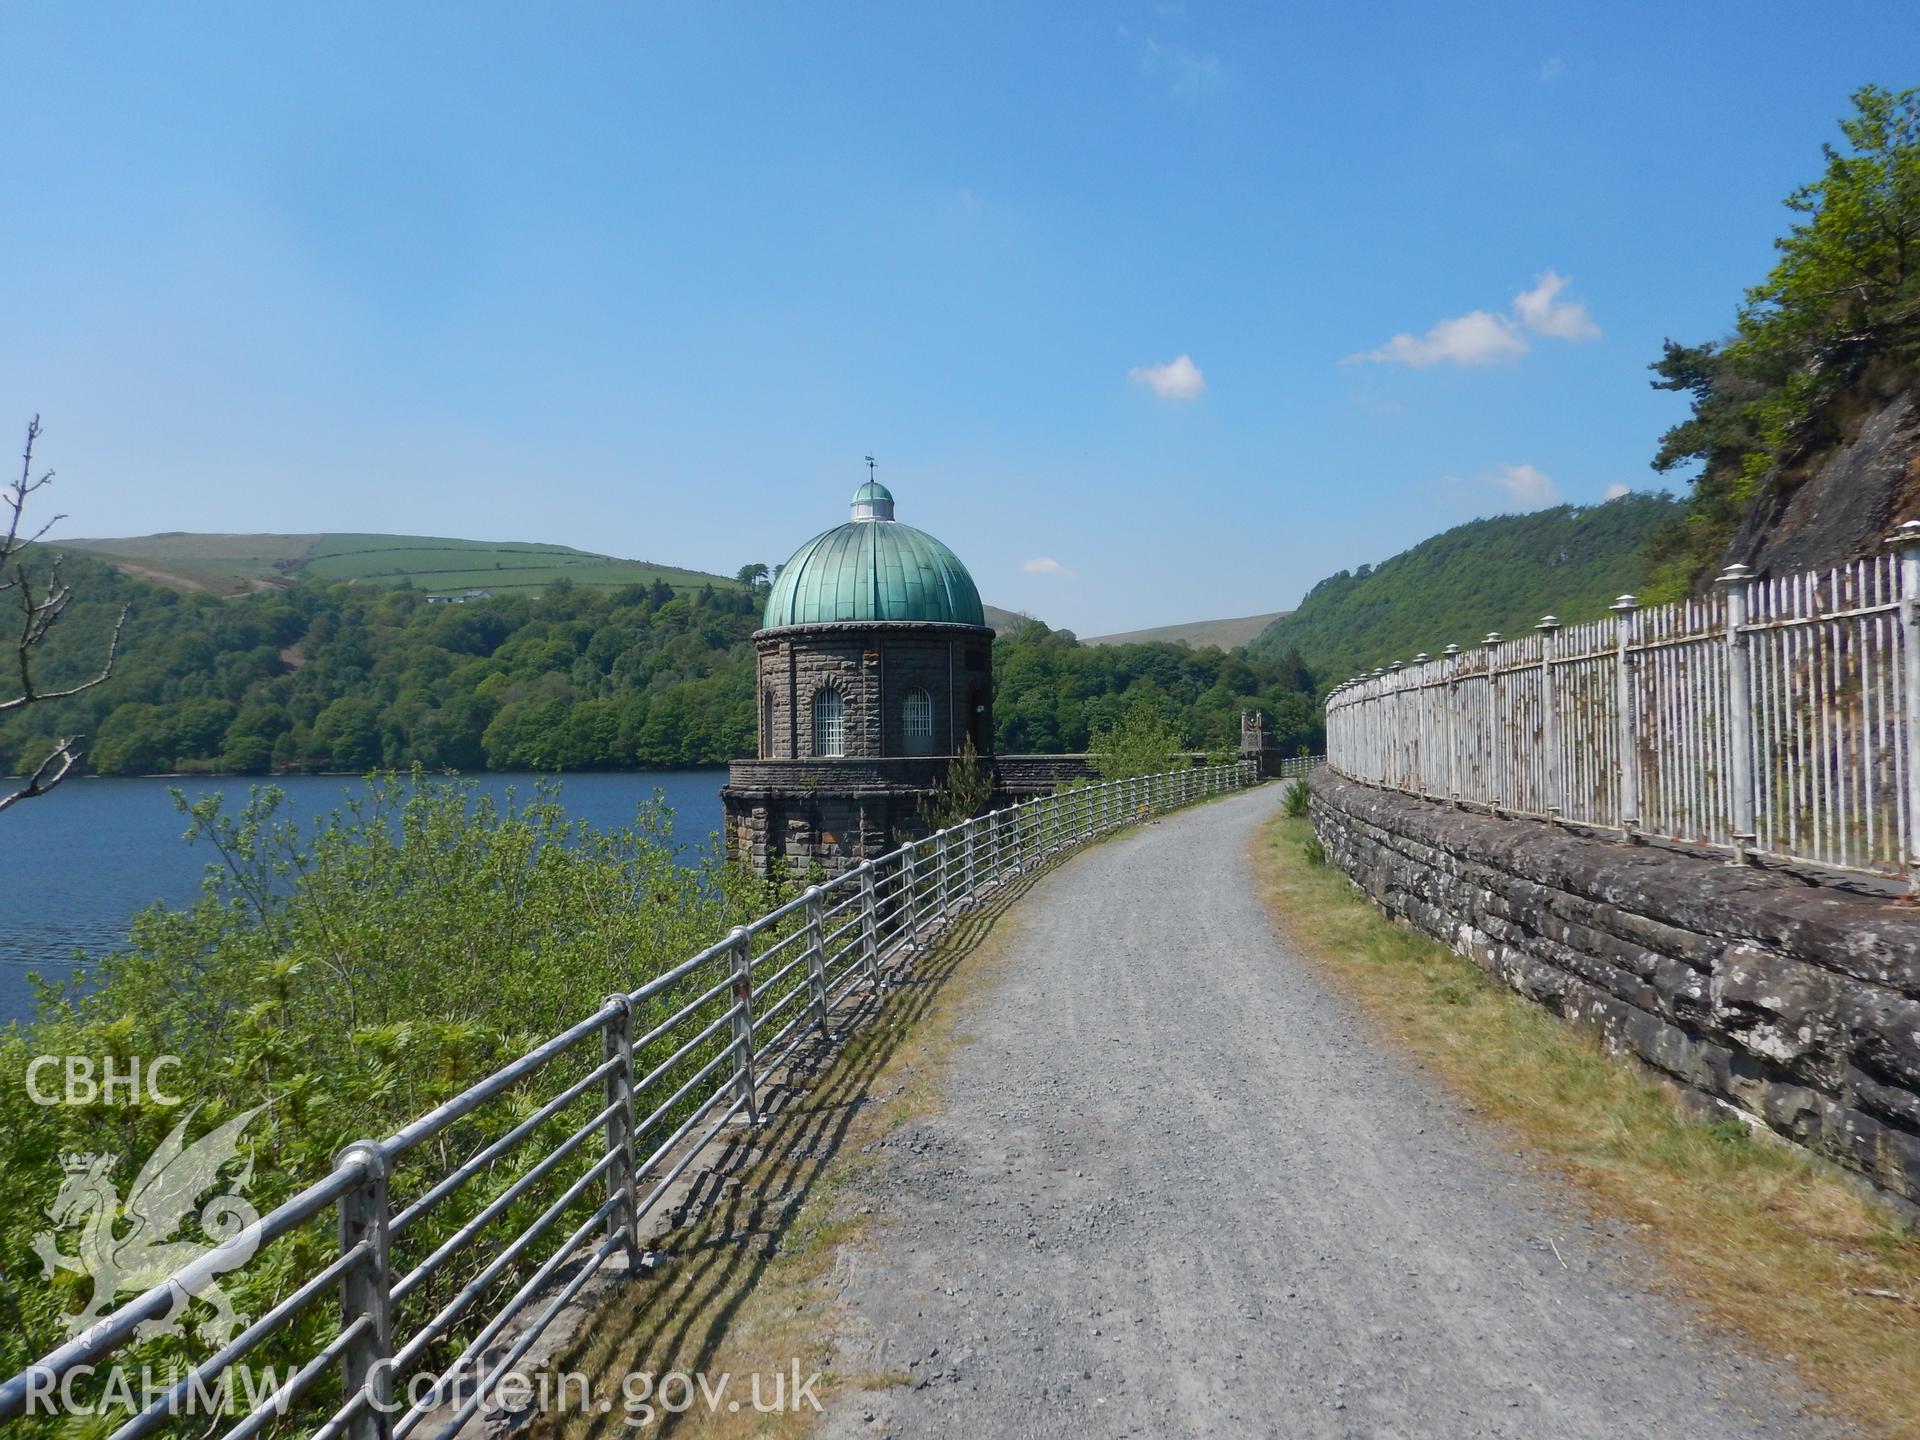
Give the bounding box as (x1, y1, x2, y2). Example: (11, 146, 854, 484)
(601, 996, 637, 1251)
(1442, 645, 1461, 805)
(965, 816, 979, 898)
(1484, 633, 1504, 813)
(901, 841, 920, 947)
(935, 828, 950, 913)
(1716, 566, 1758, 862)
(336, 1141, 393, 1440)
(803, 885, 831, 1037)
(1611, 594, 1642, 840)
(1893, 522, 1920, 890)
(1536, 615, 1562, 821)
(728, 927, 761, 1125)
(858, 865, 882, 989)
(1405, 664, 1420, 802)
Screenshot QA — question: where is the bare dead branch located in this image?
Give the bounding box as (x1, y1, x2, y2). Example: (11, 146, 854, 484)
(0, 596, 127, 712)
(0, 417, 124, 809)
(0, 736, 81, 813)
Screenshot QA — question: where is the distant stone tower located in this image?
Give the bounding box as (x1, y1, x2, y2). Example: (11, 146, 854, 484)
(722, 478, 994, 875)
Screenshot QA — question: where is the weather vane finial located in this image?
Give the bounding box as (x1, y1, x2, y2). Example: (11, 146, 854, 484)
(865, 454, 876, 482)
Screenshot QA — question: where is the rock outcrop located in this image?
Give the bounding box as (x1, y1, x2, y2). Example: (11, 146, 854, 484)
(1729, 367, 1920, 577)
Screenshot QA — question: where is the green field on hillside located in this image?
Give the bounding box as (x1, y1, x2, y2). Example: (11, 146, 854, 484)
(60, 531, 731, 597)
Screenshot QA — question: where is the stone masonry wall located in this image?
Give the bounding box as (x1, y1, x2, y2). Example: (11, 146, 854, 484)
(755, 624, 992, 760)
(1308, 769, 1920, 1210)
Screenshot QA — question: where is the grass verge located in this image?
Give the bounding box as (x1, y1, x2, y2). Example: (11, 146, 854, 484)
(1252, 809, 1920, 1440)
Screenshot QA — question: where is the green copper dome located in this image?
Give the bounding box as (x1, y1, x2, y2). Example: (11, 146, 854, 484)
(763, 483, 986, 630)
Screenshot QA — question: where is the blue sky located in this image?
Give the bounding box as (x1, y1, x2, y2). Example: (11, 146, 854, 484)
(2, 3, 1911, 633)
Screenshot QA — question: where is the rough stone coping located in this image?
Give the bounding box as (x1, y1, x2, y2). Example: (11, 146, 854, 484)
(1310, 770, 1920, 995)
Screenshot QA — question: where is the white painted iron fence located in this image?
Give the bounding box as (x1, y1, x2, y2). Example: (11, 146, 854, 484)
(1, 760, 1256, 1440)
(1324, 525, 1920, 880)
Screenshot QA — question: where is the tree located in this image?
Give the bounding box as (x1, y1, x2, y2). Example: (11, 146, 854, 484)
(1645, 86, 1920, 592)
(919, 736, 992, 830)
(0, 418, 126, 810)
(1744, 84, 1920, 363)
(735, 562, 770, 591)
(1087, 698, 1187, 781)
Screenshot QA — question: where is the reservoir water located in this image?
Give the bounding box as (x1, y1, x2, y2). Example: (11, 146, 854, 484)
(0, 769, 727, 1027)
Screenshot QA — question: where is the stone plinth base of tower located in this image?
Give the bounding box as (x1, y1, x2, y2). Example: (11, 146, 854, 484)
(722, 751, 1225, 876)
(723, 757, 954, 877)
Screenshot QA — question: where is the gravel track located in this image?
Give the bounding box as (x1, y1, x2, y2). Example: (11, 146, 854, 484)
(822, 783, 1834, 1438)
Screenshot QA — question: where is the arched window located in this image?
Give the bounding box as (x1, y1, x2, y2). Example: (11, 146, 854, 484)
(812, 686, 845, 757)
(902, 688, 934, 751)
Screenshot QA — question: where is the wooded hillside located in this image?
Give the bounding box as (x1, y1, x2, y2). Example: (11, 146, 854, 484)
(1243, 495, 1681, 680)
(0, 558, 1324, 778)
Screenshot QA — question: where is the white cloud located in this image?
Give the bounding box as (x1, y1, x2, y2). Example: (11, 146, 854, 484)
(1513, 270, 1600, 340)
(1128, 353, 1207, 400)
(1434, 463, 1563, 513)
(1350, 310, 1527, 367)
(1603, 482, 1630, 500)
(1138, 38, 1225, 97)
(1023, 557, 1074, 577)
(1490, 463, 1561, 507)
(1349, 271, 1599, 367)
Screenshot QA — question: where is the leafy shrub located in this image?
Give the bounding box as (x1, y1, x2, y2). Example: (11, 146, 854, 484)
(1087, 699, 1188, 781)
(0, 772, 792, 1432)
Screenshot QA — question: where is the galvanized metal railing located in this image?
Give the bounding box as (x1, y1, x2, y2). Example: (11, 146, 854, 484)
(1271, 754, 1323, 781)
(1324, 526, 1920, 881)
(1, 759, 1256, 1440)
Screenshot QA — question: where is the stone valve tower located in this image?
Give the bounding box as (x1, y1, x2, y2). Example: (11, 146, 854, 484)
(722, 476, 994, 875)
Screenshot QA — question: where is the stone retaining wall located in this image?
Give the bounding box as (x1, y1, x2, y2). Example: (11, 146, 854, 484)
(1308, 769, 1920, 1210)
